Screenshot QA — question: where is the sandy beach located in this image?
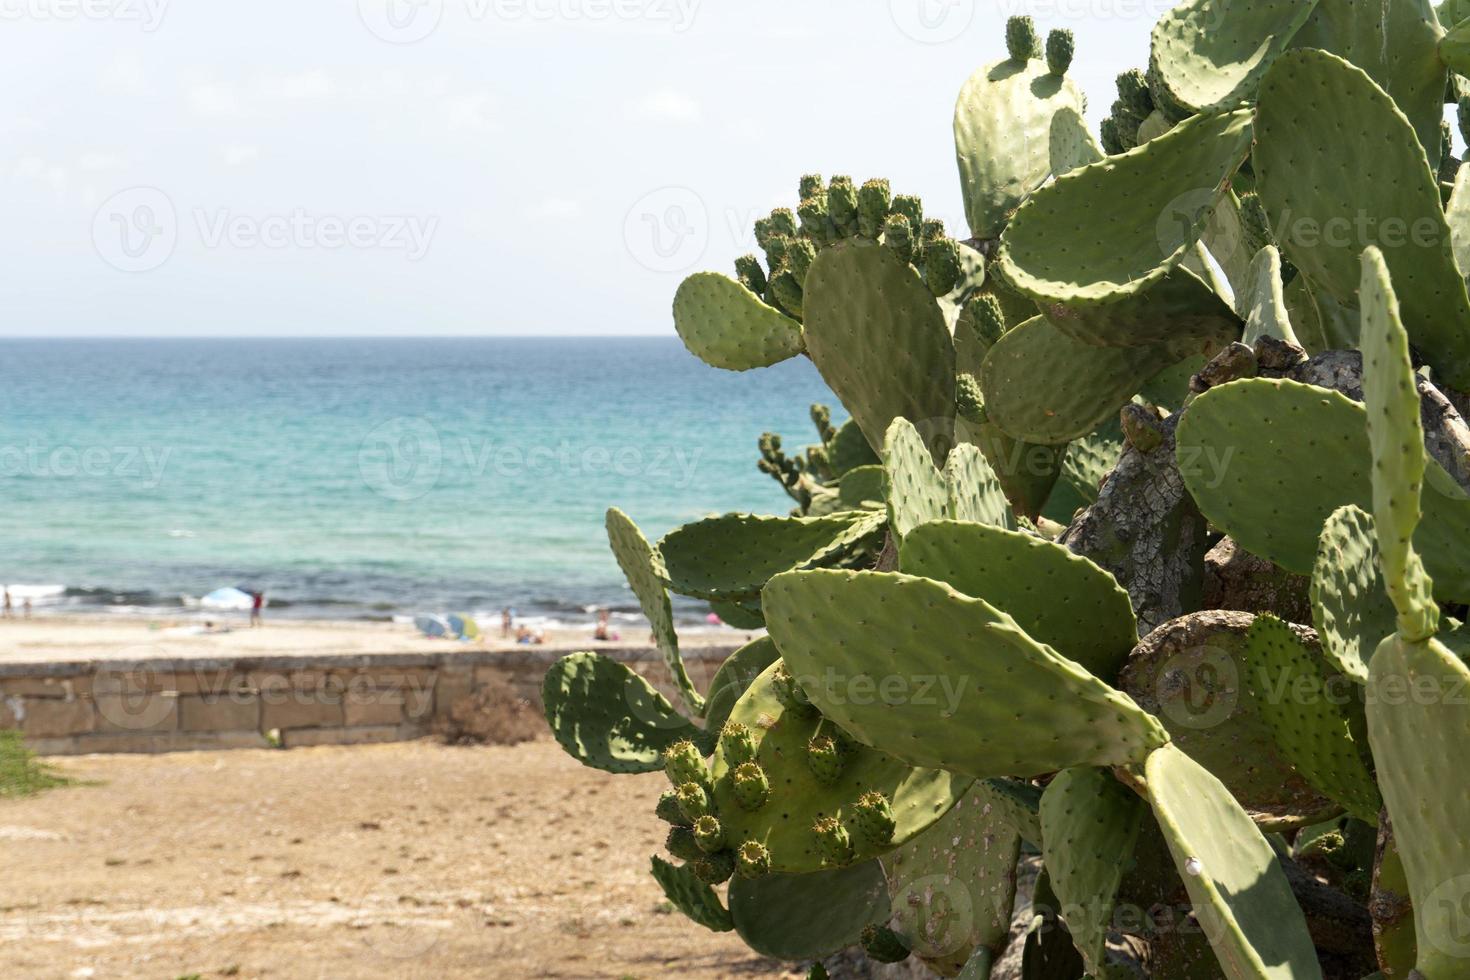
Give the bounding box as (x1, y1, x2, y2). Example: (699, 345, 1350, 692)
(0, 615, 756, 667)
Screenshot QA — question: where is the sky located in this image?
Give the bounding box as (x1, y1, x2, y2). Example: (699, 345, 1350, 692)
(0, 0, 1179, 337)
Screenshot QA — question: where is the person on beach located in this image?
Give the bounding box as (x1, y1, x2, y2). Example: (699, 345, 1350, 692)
(593, 608, 615, 642)
(250, 590, 264, 628)
(2, 588, 11, 619)
(22, 597, 31, 619)
(501, 607, 512, 637)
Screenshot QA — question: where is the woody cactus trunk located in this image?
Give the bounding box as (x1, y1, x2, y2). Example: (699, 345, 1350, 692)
(541, 3, 1470, 977)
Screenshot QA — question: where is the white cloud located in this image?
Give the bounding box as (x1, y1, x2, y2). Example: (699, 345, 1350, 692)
(188, 83, 241, 119)
(626, 89, 701, 124)
(527, 198, 582, 219)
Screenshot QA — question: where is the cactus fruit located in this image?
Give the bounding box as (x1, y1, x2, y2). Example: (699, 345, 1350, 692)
(856, 179, 891, 239)
(770, 661, 816, 718)
(664, 740, 708, 790)
(692, 851, 736, 885)
(1044, 29, 1073, 76)
(676, 781, 712, 822)
(656, 789, 689, 827)
(692, 814, 726, 853)
(852, 791, 896, 846)
(730, 761, 770, 811)
(880, 213, 915, 264)
(806, 734, 844, 786)
(923, 237, 963, 297)
(666, 825, 704, 863)
(812, 817, 852, 865)
(735, 840, 770, 879)
(1004, 15, 1039, 62)
(720, 722, 757, 766)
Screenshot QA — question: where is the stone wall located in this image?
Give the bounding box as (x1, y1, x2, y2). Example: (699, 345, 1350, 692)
(0, 644, 737, 755)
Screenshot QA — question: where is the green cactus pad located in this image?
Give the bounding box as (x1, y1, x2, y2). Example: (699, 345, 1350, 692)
(1048, 106, 1104, 177)
(1253, 50, 1470, 389)
(1046, 262, 1240, 351)
(1359, 248, 1440, 641)
(1241, 615, 1381, 823)
(1367, 634, 1470, 978)
(672, 272, 804, 372)
(1292, 0, 1448, 171)
(1060, 427, 1123, 504)
(837, 465, 886, 511)
(763, 570, 1170, 779)
(649, 855, 734, 933)
(606, 507, 703, 715)
(1039, 766, 1145, 976)
(803, 240, 956, 461)
(979, 315, 1201, 445)
(883, 417, 948, 538)
(1150, 0, 1320, 112)
(996, 109, 1253, 307)
(954, 56, 1085, 238)
(979, 778, 1043, 847)
(709, 660, 968, 875)
(827, 417, 882, 475)
(658, 512, 884, 602)
(1118, 611, 1342, 830)
(1144, 743, 1323, 980)
(702, 636, 781, 735)
(727, 860, 890, 960)
(542, 652, 700, 774)
(1175, 378, 1470, 600)
(943, 443, 1015, 530)
(1239, 246, 1300, 347)
(882, 782, 1021, 976)
(899, 520, 1138, 681)
(955, 415, 1064, 523)
(1311, 506, 1398, 686)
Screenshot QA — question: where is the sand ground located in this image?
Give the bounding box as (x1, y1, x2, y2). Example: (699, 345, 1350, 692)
(0, 738, 794, 980)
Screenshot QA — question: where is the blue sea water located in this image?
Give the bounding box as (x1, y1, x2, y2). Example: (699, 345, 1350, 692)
(0, 338, 839, 625)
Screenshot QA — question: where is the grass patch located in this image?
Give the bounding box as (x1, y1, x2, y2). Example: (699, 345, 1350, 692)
(0, 730, 70, 799)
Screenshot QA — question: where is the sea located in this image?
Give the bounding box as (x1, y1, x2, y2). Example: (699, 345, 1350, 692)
(0, 338, 840, 630)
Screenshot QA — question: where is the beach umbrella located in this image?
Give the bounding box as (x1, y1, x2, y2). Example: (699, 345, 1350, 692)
(446, 614, 480, 640)
(414, 614, 450, 638)
(200, 587, 254, 611)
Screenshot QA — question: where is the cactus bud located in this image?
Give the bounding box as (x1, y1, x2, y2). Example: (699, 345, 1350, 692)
(861, 923, 912, 963)
(663, 740, 707, 789)
(1100, 117, 1125, 156)
(1045, 29, 1074, 76)
(721, 721, 758, 766)
(966, 294, 1007, 349)
(955, 374, 987, 425)
(924, 238, 963, 297)
(731, 761, 771, 811)
(857, 179, 892, 238)
(736, 840, 772, 879)
(798, 173, 824, 201)
(1116, 68, 1154, 119)
(807, 734, 845, 786)
(692, 850, 736, 885)
(882, 214, 916, 265)
(786, 238, 818, 282)
(827, 175, 859, 237)
(676, 780, 712, 822)
(1005, 16, 1040, 62)
(656, 788, 691, 826)
(692, 814, 726, 853)
(769, 268, 805, 318)
(813, 816, 853, 865)
(771, 662, 818, 718)
(734, 254, 767, 297)
(797, 196, 834, 247)
(890, 194, 923, 227)
(666, 825, 704, 863)
(919, 218, 947, 246)
(853, 791, 897, 845)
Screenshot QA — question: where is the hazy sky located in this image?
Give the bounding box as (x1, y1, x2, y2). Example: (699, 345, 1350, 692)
(0, 0, 1177, 337)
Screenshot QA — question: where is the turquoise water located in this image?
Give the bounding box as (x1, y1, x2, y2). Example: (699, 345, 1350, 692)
(0, 338, 838, 624)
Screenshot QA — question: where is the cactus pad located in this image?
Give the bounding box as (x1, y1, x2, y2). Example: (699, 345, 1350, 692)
(709, 660, 968, 875)
(1253, 50, 1470, 389)
(1240, 246, 1300, 347)
(606, 507, 703, 715)
(803, 240, 956, 461)
(1144, 743, 1323, 980)
(1039, 766, 1146, 976)
(883, 417, 948, 538)
(1367, 634, 1470, 978)
(899, 520, 1138, 681)
(672, 272, 804, 371)
(1040, 265, 1242, 349)
(649, 855, 734, 932)
(882, 782, 1021, 976)
(703, 636, 781, 735)
(954, 56, 1085, 238)
(1175, 378, 1470, 600)
(980, 315, 1201, 444)
(1150, 0, 1320, 112)
(763, 569, 1170, 779)
(1241, 615, 1381, 823)
(997, 109, 1253, 306)
(943, 443, 1014, 530)
(728, 859, 890, 960)
(1048, 105, 1103, 177)
(1359, 248, 1439, 641)
(1311, 506, 1397, 686)
(658, 512, 885, 602)
(542, 652, 700, 774)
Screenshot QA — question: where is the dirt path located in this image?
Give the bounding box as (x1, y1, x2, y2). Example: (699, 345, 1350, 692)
(0, 739, 794, 980)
